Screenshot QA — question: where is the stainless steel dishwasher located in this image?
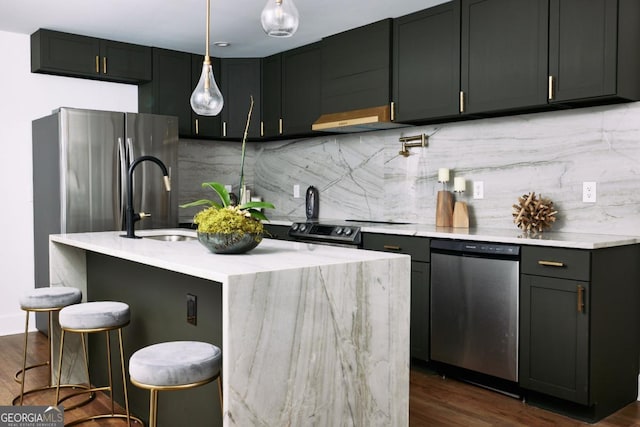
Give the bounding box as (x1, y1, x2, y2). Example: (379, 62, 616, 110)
(430, 239, 520, 382)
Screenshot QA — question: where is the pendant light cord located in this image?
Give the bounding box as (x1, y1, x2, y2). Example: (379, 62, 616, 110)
(205, 0, 211, 60)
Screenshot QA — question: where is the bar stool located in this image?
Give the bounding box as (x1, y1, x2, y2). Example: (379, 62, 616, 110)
(129, 341, 222, 427)
(55, 301, 142, 425)
(13, 286, 84, 406)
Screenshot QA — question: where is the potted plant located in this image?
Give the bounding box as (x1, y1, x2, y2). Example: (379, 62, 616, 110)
(180, 97, 275, 254)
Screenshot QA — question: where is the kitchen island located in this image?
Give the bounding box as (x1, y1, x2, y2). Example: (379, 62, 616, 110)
(49, 229, 411, 426)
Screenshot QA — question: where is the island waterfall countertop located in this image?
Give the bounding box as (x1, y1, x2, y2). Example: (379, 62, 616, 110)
(268, 217, 640, 249)
(49, 229, 411, 427)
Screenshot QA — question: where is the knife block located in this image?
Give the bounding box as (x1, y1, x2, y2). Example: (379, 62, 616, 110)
(436, 191, 454, 227)
(453, 201, 469, 228)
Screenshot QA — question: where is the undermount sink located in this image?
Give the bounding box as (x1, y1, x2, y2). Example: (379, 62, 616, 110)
(143, 234, 196, 242)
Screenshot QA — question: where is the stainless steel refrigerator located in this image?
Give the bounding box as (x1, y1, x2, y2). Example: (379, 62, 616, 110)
(32, 107, 179, 330)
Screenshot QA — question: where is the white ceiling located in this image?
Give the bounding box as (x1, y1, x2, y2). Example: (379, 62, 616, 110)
(0, 0, 448, 58)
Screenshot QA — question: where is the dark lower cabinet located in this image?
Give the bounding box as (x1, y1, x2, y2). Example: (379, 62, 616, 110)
(520, 244, 640, 422)
(548, 0, 640, 104)
(520, 274, 589, 403)
(262, 223, 291, 240)
(362, 233, 430, 362)
(31, 29, 151, 84)
(393, 2, 461, 122)
(460, 0, 548, 114)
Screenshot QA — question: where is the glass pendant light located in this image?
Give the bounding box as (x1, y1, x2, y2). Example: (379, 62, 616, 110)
(261, 0, 299, 38)
(191, 0, 224, 116)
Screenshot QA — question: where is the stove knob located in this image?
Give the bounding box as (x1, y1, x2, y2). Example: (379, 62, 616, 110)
(335, 227, 343, 235)
(299, 224, 307, 232)
(291, 223, 299, 231)
(344, 228, 352, 236)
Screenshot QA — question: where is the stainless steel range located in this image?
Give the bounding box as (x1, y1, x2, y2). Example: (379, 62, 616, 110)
(288, 222, 362, 248)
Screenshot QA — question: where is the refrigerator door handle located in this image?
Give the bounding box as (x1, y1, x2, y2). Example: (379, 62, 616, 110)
(117, 137, 128, 231)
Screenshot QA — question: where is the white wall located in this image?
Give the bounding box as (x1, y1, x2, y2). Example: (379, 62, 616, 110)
(0, 31, 138, 335)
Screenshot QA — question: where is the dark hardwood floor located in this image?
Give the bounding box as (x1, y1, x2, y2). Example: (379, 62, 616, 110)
(2, 332, 640, 426)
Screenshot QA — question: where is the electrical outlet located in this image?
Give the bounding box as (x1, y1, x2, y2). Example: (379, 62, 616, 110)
(473, 181, 484, 199)
(583, 181, 596, 203)
(224, 184, 232, 193)
(187, 294, 197, 325)
(293, 184, 300, 198)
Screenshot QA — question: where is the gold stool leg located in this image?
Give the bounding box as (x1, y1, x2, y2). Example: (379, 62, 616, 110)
(117, 328, 132, 425)
(149, 389, 158, 427)
(55, 329, 66, 405)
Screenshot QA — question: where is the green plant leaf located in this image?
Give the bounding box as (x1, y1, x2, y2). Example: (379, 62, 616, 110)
(238, 201, 275, 210)
(179, 199, 220, 209)
(246, 209, 269, 222)
(202, 182, 231, 207)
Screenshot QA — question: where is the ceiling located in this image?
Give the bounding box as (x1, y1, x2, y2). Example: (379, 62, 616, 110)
(0, 0, 448, 58)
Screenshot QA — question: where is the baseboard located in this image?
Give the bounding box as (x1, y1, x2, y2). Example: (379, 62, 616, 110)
(0, 311, 32, 336)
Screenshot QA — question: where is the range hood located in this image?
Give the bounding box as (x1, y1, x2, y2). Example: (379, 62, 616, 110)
(312, 105, 410, 133)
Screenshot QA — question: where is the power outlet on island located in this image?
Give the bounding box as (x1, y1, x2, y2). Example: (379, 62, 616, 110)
(187, 293, 197, 326)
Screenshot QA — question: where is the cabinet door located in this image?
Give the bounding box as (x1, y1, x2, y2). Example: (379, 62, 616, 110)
(100, 40, 151, 82)
(282, 43, 322, 136)
(261, 54, 282, 138)
(393, 2, 461, 122)
(138, 48, 192, 137)
(411, 261, 430, 362)
(460, 0, 548, 114)
(31, 29, 100, 77)
(220, 58, 262, 139)
(548, 0, 617, 102)
(520, 274, 589, 404)
(321, 19, 391, 114)
(191, 54, 222, 138)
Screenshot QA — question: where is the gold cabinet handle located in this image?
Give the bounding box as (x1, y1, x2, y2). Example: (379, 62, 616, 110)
(390, 101, 395, 121)
(459, 91, 465, 113)
(383, 245, 401, 251)
(195, 119, 199, 135)
(103, 57, 107, 74)
(548, 76, 555, 100)
(577, 285, 585, 313)
(260, 121, 264, 137)
(537, 260, 564, 267)
(223, 121, 227, 137)
(95, 55, 100, 73)
(279, 118, 283, 135)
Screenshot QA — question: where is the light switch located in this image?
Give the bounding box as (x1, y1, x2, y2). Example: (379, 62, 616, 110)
(473, 181, 484, 199)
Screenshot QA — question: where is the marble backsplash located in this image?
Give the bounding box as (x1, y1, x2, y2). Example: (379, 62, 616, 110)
(179, 102, 640, 237)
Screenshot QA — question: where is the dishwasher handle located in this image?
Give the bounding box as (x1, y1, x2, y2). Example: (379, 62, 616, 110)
(430, 239, 520, 259)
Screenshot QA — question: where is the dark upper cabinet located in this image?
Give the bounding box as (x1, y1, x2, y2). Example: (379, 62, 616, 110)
(139, 48, 192, 136)
(220, 58, 262, 139)
(460, 0, 548, 114)
(281, 43, 322, 137)
(548, 0, 640, 104)
(191, 55, 222, 138)
(31, 29, 151, 84)
(321, 19, 392, 114)
(261, 54, 282, 138)
(393, 2, 461, 122)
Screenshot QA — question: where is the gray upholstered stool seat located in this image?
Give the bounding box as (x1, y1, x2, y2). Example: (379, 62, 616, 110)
(13, 287, 82, 406)
(56, 301, 141, 426)
(58, 301, 130, 331)
(129, 341, 222, 427)
(19, 286, 82, 310)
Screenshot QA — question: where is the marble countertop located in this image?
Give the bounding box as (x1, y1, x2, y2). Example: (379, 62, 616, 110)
(49, 229, 408, 282)
(267, 217, 640, 249)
